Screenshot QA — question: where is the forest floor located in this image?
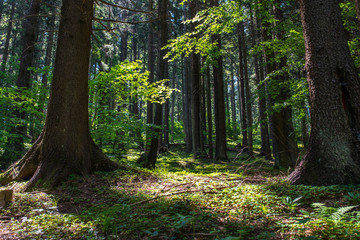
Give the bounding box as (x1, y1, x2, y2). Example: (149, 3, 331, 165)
(1, 145, 360, 239)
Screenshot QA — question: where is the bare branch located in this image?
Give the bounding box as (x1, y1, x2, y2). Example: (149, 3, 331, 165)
(96, 0, 153, 15)
(93, 17, 159, 25)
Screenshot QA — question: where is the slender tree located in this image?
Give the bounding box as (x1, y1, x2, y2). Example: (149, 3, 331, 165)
(212, 0, 227, 161)
(190, 0, 204, 157)
(144, 0, 168, 168)
(237, 22, 248, 150)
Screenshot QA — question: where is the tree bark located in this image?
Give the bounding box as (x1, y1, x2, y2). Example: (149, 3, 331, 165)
(237, 22, 248, 150)
(190, 0, 204, 158)
(206, 66, 213, 159)
(272, 1, 298, 168)
(230, 65, 237, 139)
(251, 8, 271, 159)
(0, 0, 118, 189)
(289, 0, 360, 185)
(242, 23, 253, 155)
(182, 3, 193, 153)
(212, 0, 227, 161)
(145, 0, 155, 154)
(144, 0, 168, 168)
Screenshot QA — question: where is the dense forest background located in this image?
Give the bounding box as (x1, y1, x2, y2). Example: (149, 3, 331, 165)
(1, 0, 360, 182)
(1, 0, 360, 238)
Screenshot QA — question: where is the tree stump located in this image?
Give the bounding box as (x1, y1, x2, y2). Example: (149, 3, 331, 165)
(0, 189, 13, 208)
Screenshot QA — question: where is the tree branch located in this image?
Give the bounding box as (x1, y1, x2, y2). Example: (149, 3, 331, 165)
(96, 0, 153, 15)
(93, 17, 159, 25)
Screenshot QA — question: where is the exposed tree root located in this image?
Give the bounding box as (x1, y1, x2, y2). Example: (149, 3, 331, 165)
(0, 136, 120, 191)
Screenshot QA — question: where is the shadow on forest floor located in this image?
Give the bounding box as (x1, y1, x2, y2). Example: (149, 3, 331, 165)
(1, 147, 360, 239)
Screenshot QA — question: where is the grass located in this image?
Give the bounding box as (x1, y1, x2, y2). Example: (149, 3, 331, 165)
(1, 146, 360, 239)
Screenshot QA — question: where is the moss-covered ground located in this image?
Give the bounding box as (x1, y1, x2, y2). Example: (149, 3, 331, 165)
(1, 146, 360, 239)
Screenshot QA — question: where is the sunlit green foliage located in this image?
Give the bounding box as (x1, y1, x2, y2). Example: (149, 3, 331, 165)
(89, 60, 177, 154)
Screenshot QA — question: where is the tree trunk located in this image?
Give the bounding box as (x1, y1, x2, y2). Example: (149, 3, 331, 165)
(212, 0, 227, 161)
(272, 1, 298, 168)
(145, 0, 155, 154)
(0, 0, 118, 189)
(182, 3, 193, 153)
(170, 63, 177, 142)
(206, 66, 213, 159)
(144, 0, 168, 168)
(230, 65, 237, 139)
(190, 0, 204, 158)
(289, 0, 360, 185)
(251, 8, 271, 159)
(1, 0, 16, 72)
(237, 22, 248, 150)
(242, 23, 253, 155)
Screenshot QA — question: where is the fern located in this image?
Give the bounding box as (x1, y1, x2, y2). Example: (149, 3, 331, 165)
(311, 203, 358, 224)
(331, 206, 358, 223)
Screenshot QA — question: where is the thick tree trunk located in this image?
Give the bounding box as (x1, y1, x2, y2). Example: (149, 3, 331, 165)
(0, 0, 118, 189)
(1, 0, 16, 72)
(289, 0, 360, 185)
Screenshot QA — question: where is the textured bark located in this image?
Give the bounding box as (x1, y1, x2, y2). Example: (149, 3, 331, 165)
(230, 66, 237, 139)
(145, 0, 155, 153)
(0, 0, 118, 189)
(206, 66, 214, 159)
(1, 0, 16, 72)
(42, 25, 55, 88)
(120, 32, 128, 62)
(190, 0, 204, 158)
(242, 25, 253, 155)
(237, 22, 248, 149)
(289, 0, 360, 185)
(144, 0, 167, 168)
(170, 64, 177, 142)
(182, 3, 193, 153)
(212, 0, 227, 161)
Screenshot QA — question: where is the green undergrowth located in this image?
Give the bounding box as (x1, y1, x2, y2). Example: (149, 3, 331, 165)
(1, 148, 360, 239)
